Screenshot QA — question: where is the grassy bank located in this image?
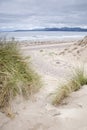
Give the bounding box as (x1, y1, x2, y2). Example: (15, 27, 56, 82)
(52, 67, 87, 105)
(0, 39, 41, 110)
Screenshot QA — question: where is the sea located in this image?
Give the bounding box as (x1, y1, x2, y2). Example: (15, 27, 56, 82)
(0, 31, 87, 41)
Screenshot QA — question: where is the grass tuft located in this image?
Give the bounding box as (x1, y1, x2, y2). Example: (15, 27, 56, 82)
(52, 67, 87, 105)
(0, 39, 41, 109)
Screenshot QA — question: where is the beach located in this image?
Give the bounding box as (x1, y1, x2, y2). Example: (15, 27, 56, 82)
(1, 36, 87, 130)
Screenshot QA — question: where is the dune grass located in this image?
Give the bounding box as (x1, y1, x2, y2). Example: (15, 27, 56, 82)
(0, 39, 41, 109)
(52, 67, 87, 105)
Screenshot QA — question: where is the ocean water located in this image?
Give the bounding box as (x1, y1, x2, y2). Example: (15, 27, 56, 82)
(0, 31, 87, 41)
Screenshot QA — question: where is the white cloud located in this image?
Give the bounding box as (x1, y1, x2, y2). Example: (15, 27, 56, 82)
(0, 0, 87, 30)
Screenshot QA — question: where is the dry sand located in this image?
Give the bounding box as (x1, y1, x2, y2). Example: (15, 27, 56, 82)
(1, 36, 87, 130)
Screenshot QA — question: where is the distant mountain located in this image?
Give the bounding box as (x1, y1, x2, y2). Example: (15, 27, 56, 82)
(43, 27, 87, 32)
(14, 27, 87, 32)
(1, 27, 87, 32)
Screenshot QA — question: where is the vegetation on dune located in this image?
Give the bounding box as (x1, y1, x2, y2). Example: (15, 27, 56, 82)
(52, 67, 87, 105)
(0, 39, 41, 109)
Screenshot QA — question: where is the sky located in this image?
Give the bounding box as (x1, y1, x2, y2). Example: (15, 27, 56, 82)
(0, 0, 87, 30)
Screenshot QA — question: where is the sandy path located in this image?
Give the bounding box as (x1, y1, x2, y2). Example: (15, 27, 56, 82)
(1, 41, 87, 130)
(22, 42, 74, 77)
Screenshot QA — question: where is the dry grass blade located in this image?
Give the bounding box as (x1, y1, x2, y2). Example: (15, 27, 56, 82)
(52, 67, 87, 105)
(0, 39, 41, 110)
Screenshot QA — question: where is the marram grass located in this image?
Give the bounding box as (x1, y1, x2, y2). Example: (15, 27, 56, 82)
(0, 40, 41, 109)
(52, 67, 87, 105)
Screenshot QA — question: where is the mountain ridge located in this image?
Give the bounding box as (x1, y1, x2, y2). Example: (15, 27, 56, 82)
(0, 27, 87, 32)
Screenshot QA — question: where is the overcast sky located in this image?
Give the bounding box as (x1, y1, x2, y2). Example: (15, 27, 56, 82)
(0, 0, 87, 30)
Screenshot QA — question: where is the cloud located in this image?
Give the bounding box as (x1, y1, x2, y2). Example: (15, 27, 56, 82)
(0, 0, 87, 30)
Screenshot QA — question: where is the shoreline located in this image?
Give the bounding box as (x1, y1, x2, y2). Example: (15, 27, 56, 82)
(19, 37, 81, 47)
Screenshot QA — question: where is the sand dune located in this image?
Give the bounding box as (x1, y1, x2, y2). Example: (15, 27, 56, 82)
(1, 36, 87, 130)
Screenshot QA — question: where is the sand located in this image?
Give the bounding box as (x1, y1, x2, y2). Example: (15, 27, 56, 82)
(1, 37, 87, 130)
